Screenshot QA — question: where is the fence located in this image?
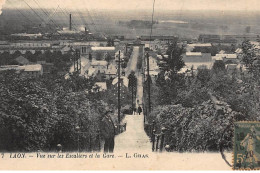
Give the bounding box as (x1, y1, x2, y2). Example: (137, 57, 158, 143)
(116, 123, 127, 135)
(145, 121, 168, 152)
(57, 122, 127, 152)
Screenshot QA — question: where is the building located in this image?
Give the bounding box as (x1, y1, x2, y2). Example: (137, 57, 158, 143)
(0, 64, 43, 77)
(37, 61, 54, 74)
(215, 54, 238, 64)
(183, 52, 212, 63)
(21, 64, 43, 77)
(179, 52, 213, 74)
(89, 47, 116, 60)
(226, 64, 239, 73)
(105, 64, 117, 79)
(10, 33, 43, 40)
(199, 34, 260, 43)
(14, 56, 30, 65)
(198, 34, 221, 43)
(140, 35, 178, 41)
(186, 43, 212, 52)
(112, 76, 129, 87)
(144, 56, 160, 81)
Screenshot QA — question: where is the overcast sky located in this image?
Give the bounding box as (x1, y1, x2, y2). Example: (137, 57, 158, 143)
(2, 0, 260, 11)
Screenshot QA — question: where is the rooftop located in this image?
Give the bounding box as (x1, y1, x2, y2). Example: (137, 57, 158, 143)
(186, 52, 202, 56)
(91, 61, 108, 66)
(23, 64, 42, 72)
(212, 56, 223, 61)
(185, 62, 213, 69)
(91, 47, 116, 51)
(0, 64, 42, 72)
(15, 56, 30, 65)
(216, 54, 237, 59)
(11, 33, 42, 37)
(95, 82, 107, 91)
(188, 43, 212, 47)
(112, 76, 129, 87)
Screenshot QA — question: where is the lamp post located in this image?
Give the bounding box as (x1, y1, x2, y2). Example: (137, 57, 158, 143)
(146, 52, 151, 114)
(116, 51, 121, 125)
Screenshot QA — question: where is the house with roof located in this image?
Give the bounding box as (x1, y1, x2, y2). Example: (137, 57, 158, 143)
(105, 63, 117, 79)
(20, 64, 43, 78)
(13, 56, 30, 65)
(179, 52, 213, 75)
(89, 47, 116, 60)
(37, 61, 54, 74)
(186, 43, 212, 52)
(183, 52, 212, 63)
(216, 54, 238, 64)
(112, 76, 129, 88)
(0, 64, 43, 78)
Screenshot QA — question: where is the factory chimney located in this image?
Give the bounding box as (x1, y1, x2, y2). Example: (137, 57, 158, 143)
(69, 14, 72, 31)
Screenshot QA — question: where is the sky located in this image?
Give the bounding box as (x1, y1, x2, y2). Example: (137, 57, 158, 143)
(1, 0, 260, 11)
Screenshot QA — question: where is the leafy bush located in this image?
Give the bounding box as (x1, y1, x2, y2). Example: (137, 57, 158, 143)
(0, 70, 107, 152)
(149, 101, 242, 152)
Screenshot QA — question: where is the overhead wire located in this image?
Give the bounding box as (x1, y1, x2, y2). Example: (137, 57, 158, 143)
(33, 0, 60, 27)
(21, 0, 47, 26)
(83, 0, 99, 33)
(6, 0, 35, 25)
(31, 0, 61, 29)
(57, 5, 77, 30)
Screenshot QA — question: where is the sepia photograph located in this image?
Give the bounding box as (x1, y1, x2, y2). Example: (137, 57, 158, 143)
(0, 0, 260, 171)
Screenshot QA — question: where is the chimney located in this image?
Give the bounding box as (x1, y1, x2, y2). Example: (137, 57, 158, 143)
(69, 14, 72, 31)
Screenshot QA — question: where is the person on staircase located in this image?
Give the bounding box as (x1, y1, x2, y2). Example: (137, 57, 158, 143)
(100, 106, 115, 153)
(133, 107, 136, 115)
(137, 106, 142, 115)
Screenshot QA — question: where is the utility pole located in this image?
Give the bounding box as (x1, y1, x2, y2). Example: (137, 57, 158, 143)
(146, 52, 151, 113)
(132, 81, 134, 114)
(118, 51, 121, 124)
(74, 49, 81, 74)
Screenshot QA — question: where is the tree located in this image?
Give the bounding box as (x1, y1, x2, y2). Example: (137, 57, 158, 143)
(212, 60, 226, 73)
(24, 51, 34, 62)
(105, 53, 112, 64)
(0, 70, 106, 152)
(107, 38, 114, 47)
(12, 50, 21, 59)
(0, 52, 12, 65)
(32, 51, 42, 63)
(95, 52, 103, 60)
(128, 71, 137, 111)
(44, 50, 52, 63)
(164, 41, 185, 76)
(241, 40, 255, 72)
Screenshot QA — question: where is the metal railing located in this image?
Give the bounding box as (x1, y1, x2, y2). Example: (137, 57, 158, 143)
(56, 123, 127, 152)
(115, 123, 127, 135)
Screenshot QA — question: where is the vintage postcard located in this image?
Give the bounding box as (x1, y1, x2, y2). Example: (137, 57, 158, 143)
(0, 0, 260, 170)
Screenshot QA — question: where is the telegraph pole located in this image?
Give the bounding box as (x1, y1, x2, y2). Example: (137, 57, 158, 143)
(118, 51, 121, 124)
(74, 49, 81, 74)
(146, 52, 151, 113)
